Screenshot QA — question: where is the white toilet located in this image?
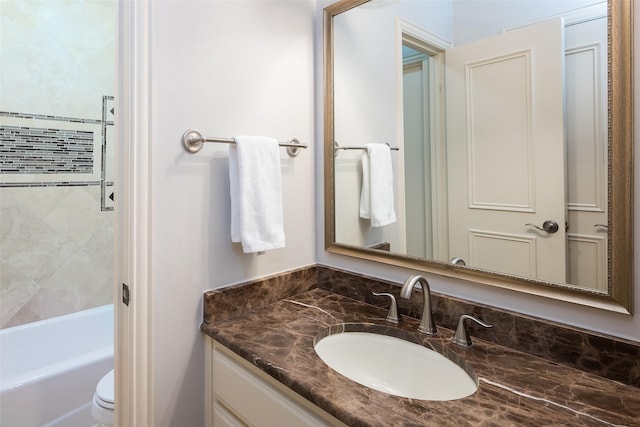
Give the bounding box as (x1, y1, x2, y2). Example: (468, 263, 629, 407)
(91, 369, 115, 425)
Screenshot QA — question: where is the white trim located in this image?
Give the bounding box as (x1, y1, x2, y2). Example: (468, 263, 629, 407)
(397, 17, 452, 53)
(395, 17, 453, 253)
(116, 1, 153, 426)
(396, 17, 449, 261)
(428, 52, 448, 261)
(394, 17, 408, 255)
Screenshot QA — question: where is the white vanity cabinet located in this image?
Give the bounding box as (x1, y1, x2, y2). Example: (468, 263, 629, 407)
(206, 338, 347, 427)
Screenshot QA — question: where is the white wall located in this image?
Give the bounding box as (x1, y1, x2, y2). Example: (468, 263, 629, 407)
(333, 0, 452, 253)
(316, 0, 640, 343)
(148, 1, 315, 425)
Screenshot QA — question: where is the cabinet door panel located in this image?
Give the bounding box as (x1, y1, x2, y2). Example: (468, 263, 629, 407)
(212, 347, 341, 427)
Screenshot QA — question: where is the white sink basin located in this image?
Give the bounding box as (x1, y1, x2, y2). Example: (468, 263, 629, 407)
(314, 331, 477, 401)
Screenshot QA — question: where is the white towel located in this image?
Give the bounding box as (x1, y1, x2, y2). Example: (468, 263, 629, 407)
(360, 144, 397, 228)
(229, 136, 285, 253)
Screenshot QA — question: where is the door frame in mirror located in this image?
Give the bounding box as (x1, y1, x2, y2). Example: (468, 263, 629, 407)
(323, 0, 633, 314)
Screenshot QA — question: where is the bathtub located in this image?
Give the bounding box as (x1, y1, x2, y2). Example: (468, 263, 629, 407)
(0, 304, 114, 427)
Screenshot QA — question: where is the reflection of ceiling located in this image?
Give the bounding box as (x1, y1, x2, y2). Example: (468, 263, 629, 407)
(453, 0, 605, 46)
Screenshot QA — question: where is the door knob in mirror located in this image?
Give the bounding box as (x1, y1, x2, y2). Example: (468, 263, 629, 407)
(525, 220, 559, 234)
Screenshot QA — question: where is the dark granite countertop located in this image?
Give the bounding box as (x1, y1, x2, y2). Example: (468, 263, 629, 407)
(201, 288, 640, 426)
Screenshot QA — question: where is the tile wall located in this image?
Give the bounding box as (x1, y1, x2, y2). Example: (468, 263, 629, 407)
(0, 184, 113, 327)
(0, 0, 115, 328)
(1, 108, 114, 328)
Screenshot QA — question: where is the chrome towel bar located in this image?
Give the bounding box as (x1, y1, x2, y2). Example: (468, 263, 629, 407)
(333, 141, 399, 157)
(182, 129, 307, 157)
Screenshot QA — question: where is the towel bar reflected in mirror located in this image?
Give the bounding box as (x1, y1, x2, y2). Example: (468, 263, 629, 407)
(334, 141, 400, 157)
(182, 129, 308, 157)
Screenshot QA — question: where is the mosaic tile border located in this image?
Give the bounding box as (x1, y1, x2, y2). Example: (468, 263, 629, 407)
(1, 114, 101, 185)
(0, 180, 103, 188)
(0, 111, 104, 125)
(1, 126, 95, 174)
(101, 96, 115, 211)
(0, 101, 114, 194)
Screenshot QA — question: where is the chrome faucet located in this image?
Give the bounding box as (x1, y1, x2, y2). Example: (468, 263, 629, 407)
(372, 292, 401, 324)
(399, 275, 436, 335)
(452, 314, 493, 347)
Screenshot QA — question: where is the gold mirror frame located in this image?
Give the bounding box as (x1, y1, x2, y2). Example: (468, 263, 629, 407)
(324, 0, 633, 314)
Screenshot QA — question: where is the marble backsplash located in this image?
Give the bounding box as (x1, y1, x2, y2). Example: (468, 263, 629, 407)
(203, 266, 319, 324)
(203, 264, 640, 388)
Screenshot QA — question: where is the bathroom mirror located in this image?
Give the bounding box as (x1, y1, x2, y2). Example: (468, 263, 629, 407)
(324, 0, 633, 313)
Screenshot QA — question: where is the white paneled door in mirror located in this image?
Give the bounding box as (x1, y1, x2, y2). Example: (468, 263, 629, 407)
(324, 0, 633, 313)
(446, 19, 566, 284)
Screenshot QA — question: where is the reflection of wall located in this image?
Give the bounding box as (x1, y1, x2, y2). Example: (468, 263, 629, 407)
(565, 15, 608, 290)
(333, 2, 450, 251)
(333, 6, 398, 249)
(0, 0, 115, 328)
(453, 0, 602, 45)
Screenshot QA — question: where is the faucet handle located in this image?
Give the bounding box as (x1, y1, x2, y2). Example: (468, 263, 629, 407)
(452, 314, 493, 347)
(372, 292, 401, 324)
